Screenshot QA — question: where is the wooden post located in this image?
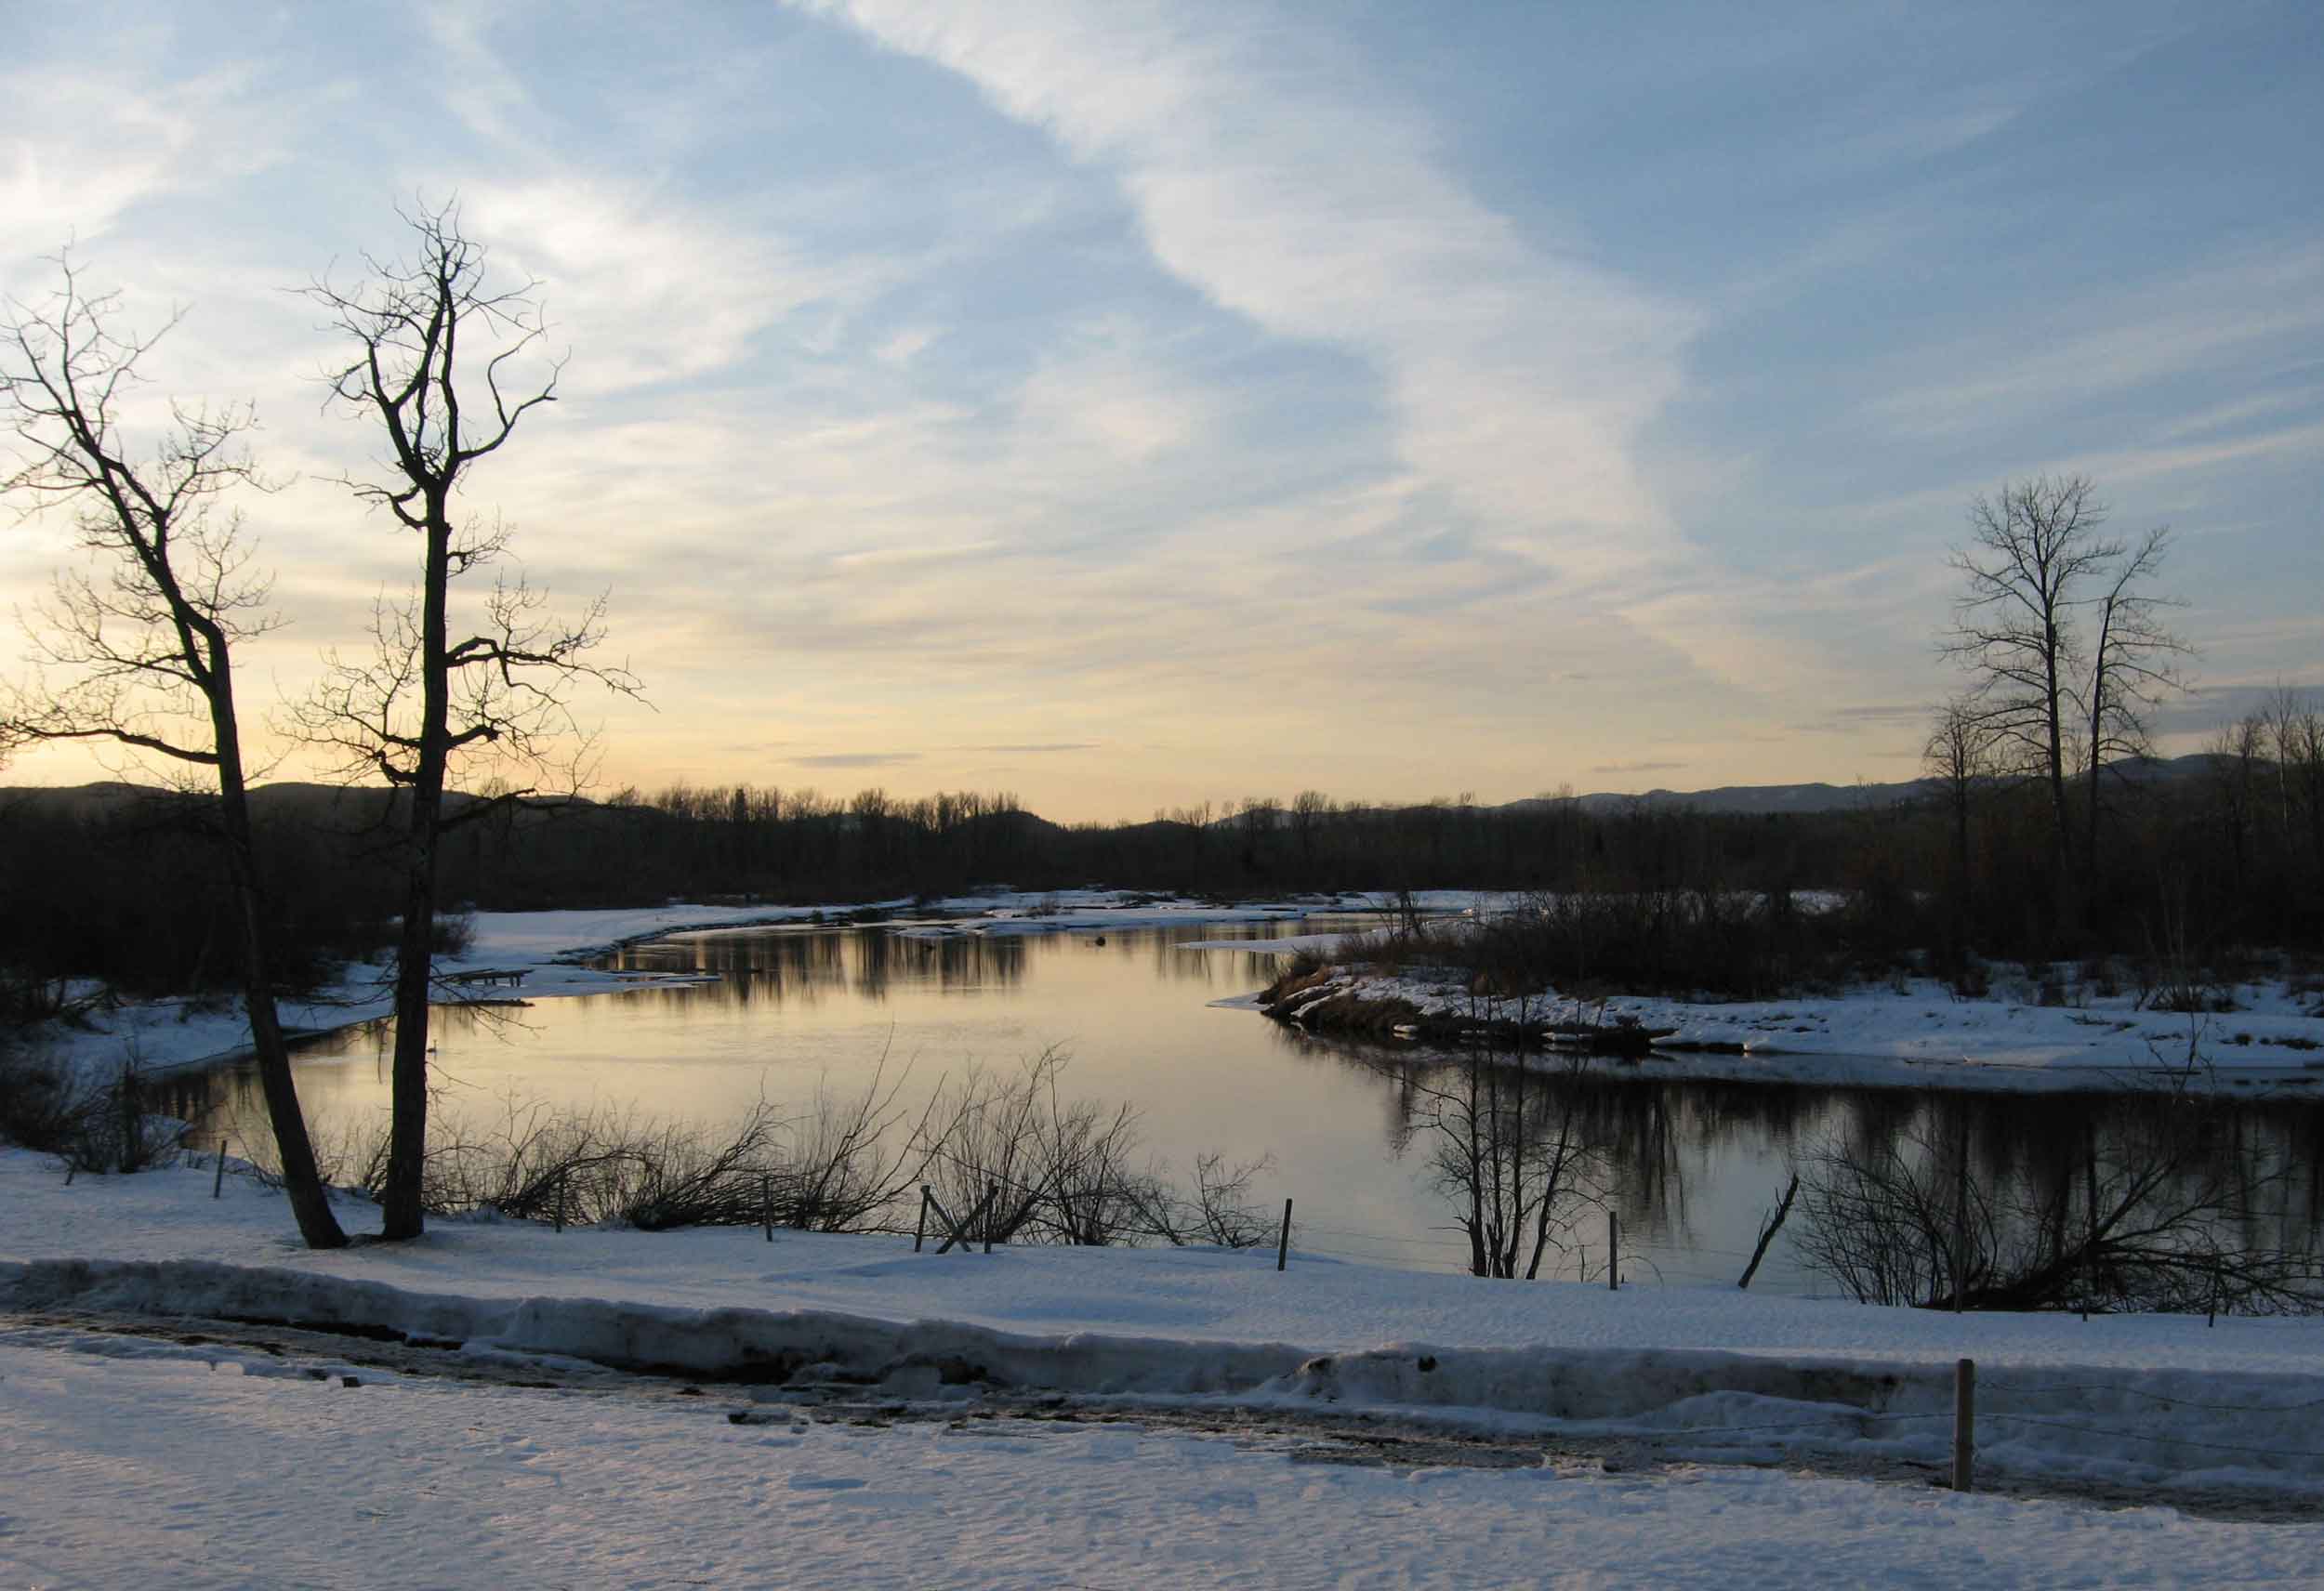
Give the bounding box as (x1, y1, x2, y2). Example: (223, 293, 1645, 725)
(554, 1169, 567, 1233)
(2209, 1258, 2221, 1327)
(1606, 1209, 1619, 1291)
(1951, 1358, 1975, 1492)
(915, 1185, 931, 1253)
(1275, 1198, 1293, 1272)
(982, 1180, 998, 1254)
(212, 1137, 229, 1199)
(762, 1175, 773, 1243)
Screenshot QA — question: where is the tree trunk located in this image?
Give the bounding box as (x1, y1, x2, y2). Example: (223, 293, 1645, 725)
(379, 512, 456, 1242)
(213, 690, 348, 1251)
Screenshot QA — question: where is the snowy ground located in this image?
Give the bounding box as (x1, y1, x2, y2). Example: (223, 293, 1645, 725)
(1258, 964, 2324, 1093)
(8, 1331, 2323, 1590)
(7, 1151, 2324, 1584)
(7, 1151, 2324, 1489)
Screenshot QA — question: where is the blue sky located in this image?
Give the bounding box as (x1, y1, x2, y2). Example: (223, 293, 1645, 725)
(3, 1, 2318, 820)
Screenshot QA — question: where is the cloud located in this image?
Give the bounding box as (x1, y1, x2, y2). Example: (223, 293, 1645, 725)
(1788, 703, 1932, 734)
(789, 752, 922, 769)
(803, 0, 1699, 594)
(0, 53, 288, 261)
(967, 743, 1097, 755)
(1591, 760, 1685, 775)
(1871, 250, 2324, 440)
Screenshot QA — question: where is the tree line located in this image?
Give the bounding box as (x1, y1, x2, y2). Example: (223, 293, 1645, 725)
(7, 717, 2318, 1021)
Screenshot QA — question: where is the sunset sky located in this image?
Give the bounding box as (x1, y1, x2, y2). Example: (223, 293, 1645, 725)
(4, 1, 2319, 822)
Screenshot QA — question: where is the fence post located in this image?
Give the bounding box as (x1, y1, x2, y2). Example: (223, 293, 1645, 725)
(982, 1180, 998, 1254)
(1606, 1209, 1619, 1292)
(762, 1174, 773, 1243)
(212, 1137, 229, 1200)
(554, 1169, 567, 1234)
(915, 1185, 931, 1254)
(1275, 1198, 1293, 1272)
(1952, 1358, 1975, 1493)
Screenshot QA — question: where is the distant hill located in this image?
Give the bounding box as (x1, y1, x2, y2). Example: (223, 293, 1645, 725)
(0, 781, 586, 829)
(1529, 754, 2225, 817)
(3, 754, 2234, 832)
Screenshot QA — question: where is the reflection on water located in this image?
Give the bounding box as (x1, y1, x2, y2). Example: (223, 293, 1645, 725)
(179, 916, 2324, 1295)
(610, 927, 1031, 1004)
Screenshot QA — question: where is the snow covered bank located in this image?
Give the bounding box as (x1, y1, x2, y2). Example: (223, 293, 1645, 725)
(7, 1150, 2324, 1501)
(15, 889, 1327, 1086)
(1259, 966, 2324, 1093)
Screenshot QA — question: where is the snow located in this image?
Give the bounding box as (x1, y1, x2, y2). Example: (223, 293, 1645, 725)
(1273, 969, 2324, 1093)
(1178, 932, 1351, 955)
(10, 1335, 2320, 1591)
(7, 1150, 2324, 1497)
(8, 1149, 2324, 1584)
(16, 891, 1327, 1086)
(15, 895, 2324, 1578)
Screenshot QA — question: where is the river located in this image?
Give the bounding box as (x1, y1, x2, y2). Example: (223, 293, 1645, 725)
(169, 914, 2324, 1296)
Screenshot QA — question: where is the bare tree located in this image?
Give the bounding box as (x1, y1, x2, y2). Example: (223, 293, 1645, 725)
(1923, 695, 2000, 951)
(1942, 476, 2108, 891)
(0, 257, 346, 1247)
(2077, 525, 2189, 888)
(1390, 1005, 1606, 1279)
(1942, 475, 2186, 919)
(298, 203, 639, 1240)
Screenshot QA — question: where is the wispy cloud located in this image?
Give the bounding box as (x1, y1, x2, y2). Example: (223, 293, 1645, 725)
(807, 0, 1699, 593)
(791, 752, 923, 769)
(1871, 251, 2324, 439)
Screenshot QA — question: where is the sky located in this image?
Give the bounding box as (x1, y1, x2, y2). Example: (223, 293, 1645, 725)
(1, 0, 2318, 823)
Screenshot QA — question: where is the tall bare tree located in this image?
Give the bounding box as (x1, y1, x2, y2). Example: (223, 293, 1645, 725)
(0, 258, 346, 1247)
(1923, 695, 2000, 948)
(299, 204, 638, 1240)
(2077, 525, 2188, 885)
(1942, 475, 2185, 920)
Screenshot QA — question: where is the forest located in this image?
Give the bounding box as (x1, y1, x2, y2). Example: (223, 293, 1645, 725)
(5, 702, 2319, 1019)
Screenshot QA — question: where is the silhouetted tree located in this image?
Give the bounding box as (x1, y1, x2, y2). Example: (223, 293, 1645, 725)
(0, 256, 345, 1247)
(298, 204, 639, 1240)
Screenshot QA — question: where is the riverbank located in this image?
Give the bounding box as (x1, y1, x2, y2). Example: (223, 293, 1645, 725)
(1241, 958, 2324, 1095)
(7, 1146, 2324, 1492)
(11, 1134, 2324, 1584)
(14, 890, 1331, 1088)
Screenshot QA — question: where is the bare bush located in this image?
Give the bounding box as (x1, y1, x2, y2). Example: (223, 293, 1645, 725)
(1795, 1047, 2324, 1315)
(1179, 1151, 1277, 1248)
(919, 1048, 1170, 1246)
(249, 1048, 1274, 1250)
(1386, 1002, 1609, 1279)
(292, 1088, 892, 1232)
(0, 1051, 180, 1175)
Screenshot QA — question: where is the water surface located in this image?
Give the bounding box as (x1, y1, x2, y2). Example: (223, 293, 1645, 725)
(179, 916, 2323, 1295)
